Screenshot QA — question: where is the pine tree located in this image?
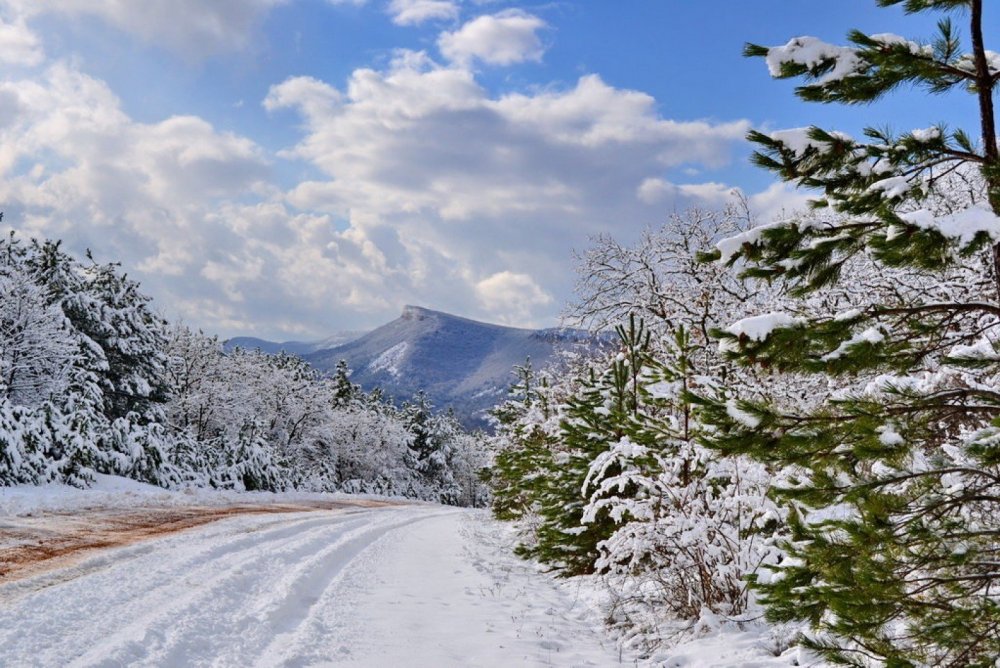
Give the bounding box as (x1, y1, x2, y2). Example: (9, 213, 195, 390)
(0, 268, 77, 408)
(225, 420, 287, 492)
(24, 239, 170, 423)
(698, 2, 1000, 664)
(403, 391, 439, 475)
(525, 316, 655, 575)
(331, 359, 359, 408)
(490, 358, 557, 520)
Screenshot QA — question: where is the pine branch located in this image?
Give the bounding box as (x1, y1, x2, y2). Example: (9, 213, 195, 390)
(871, 300, 1000, 317)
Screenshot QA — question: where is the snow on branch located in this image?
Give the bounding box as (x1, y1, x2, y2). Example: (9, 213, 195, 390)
(724, 312, 805, 343)
(764, 36, 865, 85)
(898, 204, 1000, 247)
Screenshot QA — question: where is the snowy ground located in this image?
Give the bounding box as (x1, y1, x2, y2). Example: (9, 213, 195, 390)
(0, 478, 819, 667)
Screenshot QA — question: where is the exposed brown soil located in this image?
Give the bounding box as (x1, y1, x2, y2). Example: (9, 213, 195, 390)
(0, 498, 397, 584)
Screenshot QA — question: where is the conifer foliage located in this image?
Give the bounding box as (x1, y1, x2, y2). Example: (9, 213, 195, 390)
(488, 210, 782, 651)
(697, 2, 1000, 664)
(0, 231, 489, 504)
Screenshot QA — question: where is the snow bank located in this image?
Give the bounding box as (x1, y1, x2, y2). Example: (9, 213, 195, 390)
(0, 474, 395, 517)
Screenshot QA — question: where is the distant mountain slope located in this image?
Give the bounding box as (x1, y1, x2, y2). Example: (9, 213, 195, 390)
(305, 306, 604, 428)
(224, 331, 365, 356)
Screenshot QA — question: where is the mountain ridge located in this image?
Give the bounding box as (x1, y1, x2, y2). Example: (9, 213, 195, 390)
(224, 331, 366, 356)
(227, 306, 606, 428)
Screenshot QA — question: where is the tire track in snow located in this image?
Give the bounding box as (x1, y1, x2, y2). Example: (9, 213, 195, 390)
(68, 512, 386, 667)
(0, 500, 396, 583)
(0, 506, 629, 667)
(0, 510, 370, 606)
(252, 509, 464, 667)
(150, 509, 460, 667)
(0, 509, 391, 666)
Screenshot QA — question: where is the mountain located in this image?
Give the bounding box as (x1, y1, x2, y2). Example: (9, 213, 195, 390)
(224, 331, 366, 356)
(304, 306, 605, 428)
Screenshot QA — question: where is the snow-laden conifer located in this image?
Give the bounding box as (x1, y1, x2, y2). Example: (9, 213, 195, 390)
(698, 2, 1000, 663)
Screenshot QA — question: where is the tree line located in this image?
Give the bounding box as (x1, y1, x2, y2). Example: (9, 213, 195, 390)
(0, 233, 488, 506)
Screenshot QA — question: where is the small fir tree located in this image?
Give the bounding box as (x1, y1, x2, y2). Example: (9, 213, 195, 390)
(331, 359, 359, 408)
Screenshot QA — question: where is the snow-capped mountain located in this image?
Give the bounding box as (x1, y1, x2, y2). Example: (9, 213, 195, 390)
(303, 306, 596, 425)
(232, 306, 604, 428)
(306, 306, 605, 427)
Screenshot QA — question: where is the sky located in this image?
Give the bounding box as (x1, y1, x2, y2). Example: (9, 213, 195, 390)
(0, 0, 978, 339)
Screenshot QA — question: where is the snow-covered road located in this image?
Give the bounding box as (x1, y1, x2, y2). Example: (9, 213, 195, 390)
(0, 504, 628, 667)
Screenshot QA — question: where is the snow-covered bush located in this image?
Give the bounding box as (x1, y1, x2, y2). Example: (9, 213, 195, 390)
(581, 328, 782, 624)
(584, 439, 779, 621)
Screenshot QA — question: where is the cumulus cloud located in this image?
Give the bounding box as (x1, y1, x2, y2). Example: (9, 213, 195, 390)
(747, 181, 814, 222)
(0, 63, 289, 329)
(263, 51, 750, 329)
(0, 10, 760, 338)
(0, 16, 43, 65)
(0, 59, 462, 338)
(6, 0, 286, 56)
(637, 177, 670, 204)
(388, 0, 458, 26)
(475, 271, 552, 324)
(438, 10, 546, 66)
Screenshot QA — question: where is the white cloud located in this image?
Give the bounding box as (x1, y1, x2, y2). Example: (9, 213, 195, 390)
(637, 177, 670, 204)
(7, 0, 286, 56)
(475, 271, 552, 324)
(438, 10, 546, 66)
(388, 0, 458, 26)
(0, 16, 43, 65)
(264, 52, 750, 329)
(747, 181, 814, 222)
(0, 59, 455, 338)
(0, 63, 290, 327)
(0, 17, 761, 338)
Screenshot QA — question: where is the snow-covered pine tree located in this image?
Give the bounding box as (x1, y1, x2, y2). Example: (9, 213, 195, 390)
(0, 269, 78, 408)
(578, 326, 780, 648)
(524, 316, 655, 575)
(331, 359, 360, 408)
(490, 359, 559, 520)
(0, 233, 177, 485)
(403, 391, 444, 479)
(0, 402, 52, 485)
(698, 2, 1000, 664)
(25, 239, 171, 423)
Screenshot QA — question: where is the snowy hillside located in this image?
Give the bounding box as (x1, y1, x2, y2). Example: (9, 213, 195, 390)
(305, 306, 606, 427)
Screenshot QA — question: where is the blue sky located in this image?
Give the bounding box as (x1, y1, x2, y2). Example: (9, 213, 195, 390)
(0, 0, 983, 338)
